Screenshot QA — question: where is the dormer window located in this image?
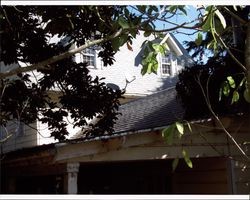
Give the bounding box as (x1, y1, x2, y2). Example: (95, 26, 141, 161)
(161, 53, 171, 76)
(82, 48, 96, 68)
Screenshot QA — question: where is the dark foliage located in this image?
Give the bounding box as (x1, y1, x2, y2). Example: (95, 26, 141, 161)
(177, 6, 250, 120)
(176, 46, 249, 120)
(0, 6, 138, 141)
(184, 6, 249, 63)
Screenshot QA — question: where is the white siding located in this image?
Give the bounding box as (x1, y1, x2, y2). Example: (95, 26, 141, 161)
(1, 121, 37, 153)
(89, 33, 184, 96)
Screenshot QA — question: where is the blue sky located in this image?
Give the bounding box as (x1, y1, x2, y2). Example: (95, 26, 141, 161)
(154, 6, 200, 47)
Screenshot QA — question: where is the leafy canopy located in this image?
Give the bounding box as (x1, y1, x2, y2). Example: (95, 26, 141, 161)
(0, 6, 142, 141)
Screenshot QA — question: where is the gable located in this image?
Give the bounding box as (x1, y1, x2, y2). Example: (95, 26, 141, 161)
(88, 32, 193, 96)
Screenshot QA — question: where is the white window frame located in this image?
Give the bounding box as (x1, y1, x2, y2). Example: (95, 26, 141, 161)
(161, 53, 172, 76)
(81, 48, 96, 68)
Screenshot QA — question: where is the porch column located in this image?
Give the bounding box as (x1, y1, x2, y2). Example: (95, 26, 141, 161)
(66, 162, 80, 194)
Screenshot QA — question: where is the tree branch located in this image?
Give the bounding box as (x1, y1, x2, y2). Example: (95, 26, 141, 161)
(216, 32, 247, 73)
(0, 28, 123, 79)
(195, 73, 250, 161)
(222, 7, 248, 25)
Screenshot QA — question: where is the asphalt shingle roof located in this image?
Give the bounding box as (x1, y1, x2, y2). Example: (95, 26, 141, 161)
(113, 87, 184, 133)
(72, 87, 184, 141)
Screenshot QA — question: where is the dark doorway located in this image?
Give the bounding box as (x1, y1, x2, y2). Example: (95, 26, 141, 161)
(78, 157, 230, 194)
(78, 160, 173, 194)
(14, 175, 63, 194)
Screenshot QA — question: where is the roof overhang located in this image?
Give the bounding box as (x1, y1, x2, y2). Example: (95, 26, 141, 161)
(160, 33, 183, 57)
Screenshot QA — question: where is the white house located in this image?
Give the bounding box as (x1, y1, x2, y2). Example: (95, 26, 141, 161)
(76, 32, 193, 98)
(0, 32, 193, 153)
(1, 34, 250, 193)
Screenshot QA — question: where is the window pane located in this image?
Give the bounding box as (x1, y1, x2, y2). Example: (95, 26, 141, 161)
(82, 48, 95, 67)
(162, 64, 171, 75)
(83, 48, 95, 55)
(162, 54, 170, 64)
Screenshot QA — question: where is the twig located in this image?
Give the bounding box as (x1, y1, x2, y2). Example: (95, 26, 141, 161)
(195, 73, 250, 161)
(216, 32, 247, 73)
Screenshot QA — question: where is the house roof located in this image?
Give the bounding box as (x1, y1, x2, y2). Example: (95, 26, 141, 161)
(72, 87, 184, 141)
(113, 87, 184, 133)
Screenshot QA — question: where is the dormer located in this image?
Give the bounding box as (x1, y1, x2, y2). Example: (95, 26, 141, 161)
(157, 33, 187, 77)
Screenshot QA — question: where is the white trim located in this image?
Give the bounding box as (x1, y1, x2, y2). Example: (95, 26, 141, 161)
(81, 48, 96, 68)
(159, 51, 173, 77)
(160, 33, 183, 57)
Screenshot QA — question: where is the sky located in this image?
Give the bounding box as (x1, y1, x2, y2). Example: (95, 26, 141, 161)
(153, 6, 201, 46)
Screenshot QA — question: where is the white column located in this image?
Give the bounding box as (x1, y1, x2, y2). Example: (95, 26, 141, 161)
(66, 162, 80, 194)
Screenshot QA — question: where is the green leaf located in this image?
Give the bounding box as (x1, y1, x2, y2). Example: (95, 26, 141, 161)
(214, 18, 224, 34)
(111, 35, 128, 51)
(178, 6, 187, 16)
(146, 41, 154, 51)
(137, 5, 146, 13)
(210, 15, 217, 45)
(151, 62, 159, 74)
(169, 5, 177, 13)
(118, 16, 130, 29)
(195, 32, 203, 46)
(152, 44, 165, 54)
(146, 52, 154, 62)
(141, 65, 147, 76)
(163, 43, 170, 52)
(215, 9, 226, 29)
(162, 124, 175, 145)
(222, 81, 230, 97)
(244, 89, 250, 103)
(202, 12, 213, 32)
(142, 23, 153, 37)
(172, 157, 179, 172)
(147, 62, 153, 74)
(182, 149, 193, 168)
(130, 29, 137, 38)
(227, 76, 236, 88)
(231, 91, 240, 104)
(144, 31, 151, 37)
(111, 37, 121, 52)
(205, 5, 213, 12)
(120, 35, 129, 46)
(175, 122, 184, 136)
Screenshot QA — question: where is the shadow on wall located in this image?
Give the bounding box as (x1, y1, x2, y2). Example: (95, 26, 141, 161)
(134, 46, 144, 67)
